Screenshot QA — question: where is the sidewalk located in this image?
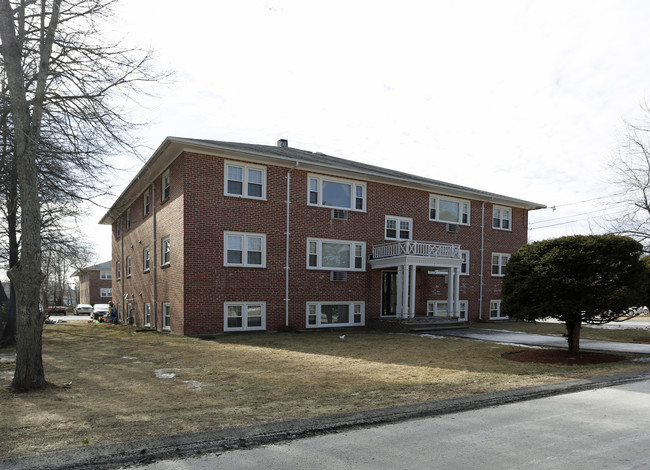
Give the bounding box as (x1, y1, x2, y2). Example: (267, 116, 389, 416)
(434, 328, 650, 354)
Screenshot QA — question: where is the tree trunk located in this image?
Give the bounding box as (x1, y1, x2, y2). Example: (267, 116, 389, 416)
(0, 0, 61, 391)
(8, 265, 46, 391)
(565, 320, 581, 353)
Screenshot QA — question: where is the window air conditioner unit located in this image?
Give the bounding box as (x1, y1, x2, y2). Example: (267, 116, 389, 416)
(446, 223, 459, 233)
(331, 209, 348, 220)
(330, 271, 348, 282)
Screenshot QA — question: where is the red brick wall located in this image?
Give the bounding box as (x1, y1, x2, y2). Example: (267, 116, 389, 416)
(110, 150, 529, 333)
(113, 154, 185, 332)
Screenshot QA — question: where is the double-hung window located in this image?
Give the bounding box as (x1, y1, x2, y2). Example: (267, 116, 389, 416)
(126, 209, 131, 230)
(307, 302, 364, 327)
(144, 190, 150, 216)
(126, 256, 132, 277)
(162, 302, 171, 330)
(385, 216, 412, 240)
(100, 288, 112, 298)
(143, 246, 151, 272)
(307, 238, 365, 271)
(225, 161, 266, 199)
(116, 261, 121, 280)
(493, 206, 512, 230)
(427, 300, 468, 321)
(224, 302, 266, 331)
(460, 250, 470, 275)
(144, 303, 151, 326)
(490, 300, 507, 319)
(100, 270, 112, 280)
(162, 170, 170, 201)
(429, 196, 470, 225)
(491, 253, 510, 277)
(308, 175, 366, 211)
(161, 235, 171, 266)
(224, 232, 266, 267)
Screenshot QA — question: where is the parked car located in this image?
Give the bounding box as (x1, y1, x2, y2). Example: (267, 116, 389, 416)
(92, 303, 110, 320)
(74, 304, 93, 316)
(46, 306, 67, 315)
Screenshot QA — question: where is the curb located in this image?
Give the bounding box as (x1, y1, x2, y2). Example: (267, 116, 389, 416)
(4, 369, 650, 470)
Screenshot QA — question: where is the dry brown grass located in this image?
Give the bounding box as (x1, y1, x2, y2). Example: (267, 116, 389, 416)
(1, 321, 650, 459)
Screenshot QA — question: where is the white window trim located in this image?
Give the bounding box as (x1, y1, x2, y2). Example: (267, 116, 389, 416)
(144, 302, 151, 327)
(307, 174, 366, 212)
(493, 205, 512, 231)
(144, 190, 150, 216)
(162, 169, 170, 201)
(385, 215, 413, 241)
(224, 232, 267, 268)
(162, 235, 171, 266)
(307, 238, 366, 271)
(490, 300, 508, 320)
(100, 288, 112, 298)
(116, 261, 121, 280)
(100, 270, 112, 280)
(126, 256, 132, 277)
(224, 302, 267, 331)
(143, 246, 151, 272)
(224, 160, 267, 200)
(491, 253, 511, 277)
(427, 300, 468, 321)
(162, 302, 171, 330)
(306, 301, 365, 328)
(429, 195, 470, 225)
(460, 250, 469, 275)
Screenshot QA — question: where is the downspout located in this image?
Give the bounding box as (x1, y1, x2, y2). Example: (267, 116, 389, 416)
(479, 201, 485, 321)
(152, 183, 158, 330)
(285, 162, 299, 327)
(120, 215, 124, 322)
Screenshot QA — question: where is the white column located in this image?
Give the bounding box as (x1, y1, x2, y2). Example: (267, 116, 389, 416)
(454, 267, 461, 318)
(447, 267, 455, 317)
(409, 265, 417, 318)
(402, 265, 410, 318)
(396, 265, 404, 318)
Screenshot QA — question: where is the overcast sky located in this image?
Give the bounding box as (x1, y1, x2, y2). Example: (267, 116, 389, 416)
(82, 0, 650, 264)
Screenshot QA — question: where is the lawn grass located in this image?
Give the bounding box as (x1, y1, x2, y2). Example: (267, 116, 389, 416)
(1, 321, 649, 459)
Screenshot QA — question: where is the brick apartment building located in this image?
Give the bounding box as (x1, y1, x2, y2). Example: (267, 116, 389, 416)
(99, 137, 544, 334)
(74, 260, 113, 305)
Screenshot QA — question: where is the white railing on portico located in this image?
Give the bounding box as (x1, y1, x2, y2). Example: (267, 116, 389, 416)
(372, 240, 461, 261)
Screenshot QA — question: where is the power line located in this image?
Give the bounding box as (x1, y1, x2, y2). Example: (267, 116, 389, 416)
(529, 201, 629, 226)
(540, 191, 629, 211)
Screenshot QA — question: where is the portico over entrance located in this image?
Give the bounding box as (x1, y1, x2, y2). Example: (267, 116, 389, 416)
(370, 240, 463, 319)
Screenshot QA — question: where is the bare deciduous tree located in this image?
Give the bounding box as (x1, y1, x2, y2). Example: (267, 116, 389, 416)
(608, 106, 650, 248)
(0, 0, 166, 391)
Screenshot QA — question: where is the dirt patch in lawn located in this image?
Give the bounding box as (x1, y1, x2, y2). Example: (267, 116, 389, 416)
(1, 323, 649, 459)
(503, 349, 626, 365)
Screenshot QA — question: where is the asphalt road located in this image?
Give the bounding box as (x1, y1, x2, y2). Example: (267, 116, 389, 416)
(129, 378, 650, 470)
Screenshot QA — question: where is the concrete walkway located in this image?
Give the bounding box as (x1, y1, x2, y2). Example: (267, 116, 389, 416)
(434, 328, 650, 354)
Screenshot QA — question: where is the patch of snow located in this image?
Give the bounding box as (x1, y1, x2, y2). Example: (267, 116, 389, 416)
(495, 342, 543, 349)
(155, 369, 178, 379)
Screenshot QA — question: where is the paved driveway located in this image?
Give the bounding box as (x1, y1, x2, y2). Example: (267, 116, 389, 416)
(434, 328, 650, 354)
